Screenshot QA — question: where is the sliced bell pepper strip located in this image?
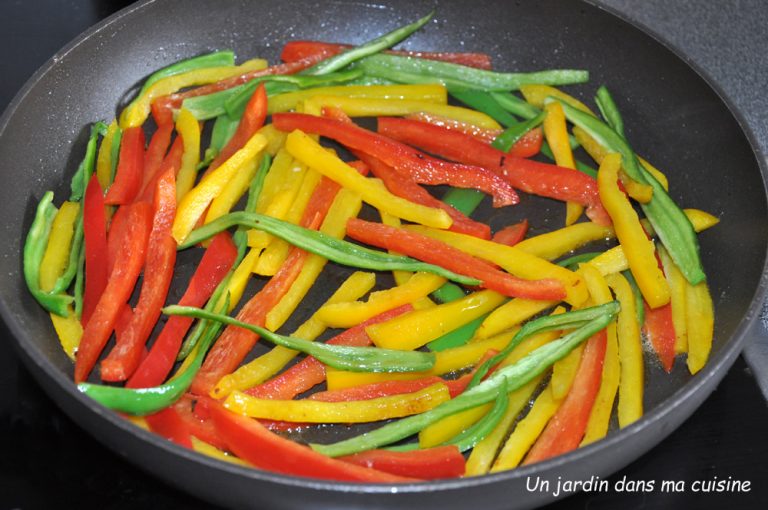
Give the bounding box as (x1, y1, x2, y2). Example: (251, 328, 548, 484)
(174, 108, 202, 202)
(310, 377, 445, 403)
(346, 218, 566, 301)
(550, 343, 585, 400)
(597, 152, 669, 308)
(274, 114, 518, 207)
(367, 289, 506, 351)
(643, 300, 676, 373)
(119, 58, 267, 128)
(405, 111, 500, 144)
(685, 279, 714, 374)
(208, 402, 416, 482)
(246, 304, 413, 400)
(96, 120, 121, 191)
(580, 264, 620, 445)
(39, 201, 80, 293)
(268, 83, 446, 113)
(81, 176, 109, 325)
(316, 272, 445, 329)
(145, 406, 194, 449)
(492, 220, 528, 247)
(355, 53, 588, 91)
(69, 122, 108, 202)
(522, 330, 607, 465)
(354, 150, 490, 239)
(138, 136, 184, 204)
(491, 114, 545, 158)
(127, 232, 237, 388)
(312, 304, 618, 458)
(476, 298, 557, 340)
(448, 87, 520, 127)
(556, 99, 705, 285)
(338, 445, 465, 480)
(205, 157, 261, 227)
(100, 168, 178, 382)
(141, 121, 174, 192)
(172, 133, 267, 244)
(605, 272, 644, 427)
(658, 246, 689, 354)
(376, 116, 608, 224)
(189, 245, 308, 395)
(225, 383, 449, 423)
(50, 310, 83, 361)
(514, 222, 614, 261)
(282, 40, 491, 69)
(74, 201, 152, 383)
(519, 84, 594, 113)
(543, 101, 583, 225)
(104, 126, 146, 206)
(208, 83, 268, 172)
(403, 224, 585, 305)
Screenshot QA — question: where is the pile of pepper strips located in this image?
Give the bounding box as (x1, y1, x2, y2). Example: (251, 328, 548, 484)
(24, 11, 717, 482)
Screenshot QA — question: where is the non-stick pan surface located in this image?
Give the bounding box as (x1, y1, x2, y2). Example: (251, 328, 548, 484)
(0, 1, 766, 509)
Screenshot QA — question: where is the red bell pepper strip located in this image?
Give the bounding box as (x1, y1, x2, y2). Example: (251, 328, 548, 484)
(345, 218, 566, 301)
(81, 175, 109, 325)
(523, 330, 607, 465)
(643, 301, 676, 372)
(492, 219, 529, 247)
(376, 117, 610, 225)
(271, 113, 518, 207)
(151, 54, 328, 116)
(145, 406, 194, 449)
(190, 246, 310, 396)
(169, 394, 228, 450)
(208, 83, 268, 172)
(281, 40, 493, 70)
(101, 167, 178, 382)
(104, 126, 145, 205)
(141, 121, 174, 193)
(246, 304, 413, 400)
(74, 201, 152, 383)
(310, 377, 446, 403)
(352, 150, 492, 240)
(127, 232, 237, 388)
(208, 401, 417, 482)
(138, 136, 184, 204)
(338, 445, 466, 480)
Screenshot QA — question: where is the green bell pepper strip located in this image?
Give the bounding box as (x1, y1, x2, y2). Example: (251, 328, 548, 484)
(444, 379, 509, 452)
(595, 85, 625, 138)
(311, 304, 618, 457)
(165, 305, 436, 373)
(70, 122, 108, 201)
(177, 156, 271, 360)
(491, 111, 546, 153)
(23, 192, 73, 316)
(557, 251, 602, 270)
(77, 297, 230, 416)
(303, 10, 435, 76)
(357, 53, 589, 91)
(467, 302, 620, 390)
(107, 126, 123, 187)
(73, 247, 86, 319)
(489, 91, 541, 120)
(427, 313, 488, 351)
(178, 211, 482, 287)
(448, 87, 519, 127)
(553, 98, 705, 284)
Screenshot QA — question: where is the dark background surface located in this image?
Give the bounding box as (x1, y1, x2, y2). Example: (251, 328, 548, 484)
(1, 1, 767, 509)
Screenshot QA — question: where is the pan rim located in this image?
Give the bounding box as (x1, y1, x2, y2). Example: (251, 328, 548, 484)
(1, 0, 767, 501)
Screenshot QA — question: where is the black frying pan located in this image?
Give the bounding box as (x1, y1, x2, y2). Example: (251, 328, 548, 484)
(0, 1, 766, 509)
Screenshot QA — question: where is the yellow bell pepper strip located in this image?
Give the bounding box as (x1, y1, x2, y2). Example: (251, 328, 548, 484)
(307, 95, 501, 129)
(685, 279, 715, 374)
(543, 101, 584, 225)
(520, 84, 594, 113)
(96, 120, 121, 191)
(490, 383, 562, 472)
(316, 272, 445, 329)
(550, 343, 586, 400)
(476, 298, 557, 340)
(580, 264, 620, 445)
(172, 132, 267, 244)
(39, 201, 80, 292)
(598, 152, 670, 308)
(366, 289, 506, 351)
(465, 377, 542, 476)
(658, 246, 689, 354)
(205, 156, 260, 225)
(224, 383, 450, 423)
(284, 129, 453, 229)
(267, 83, 447, 113)
(119, 58, 268, 128)
(263, 187, 363, 331)
(514, 221, 615, 261)
(50, 310, 82, 361)
(403, 225, 585, 306)
(174, 108, 202, 202)
(212, 271, 375, 398)
(605, 272, 644, 427)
